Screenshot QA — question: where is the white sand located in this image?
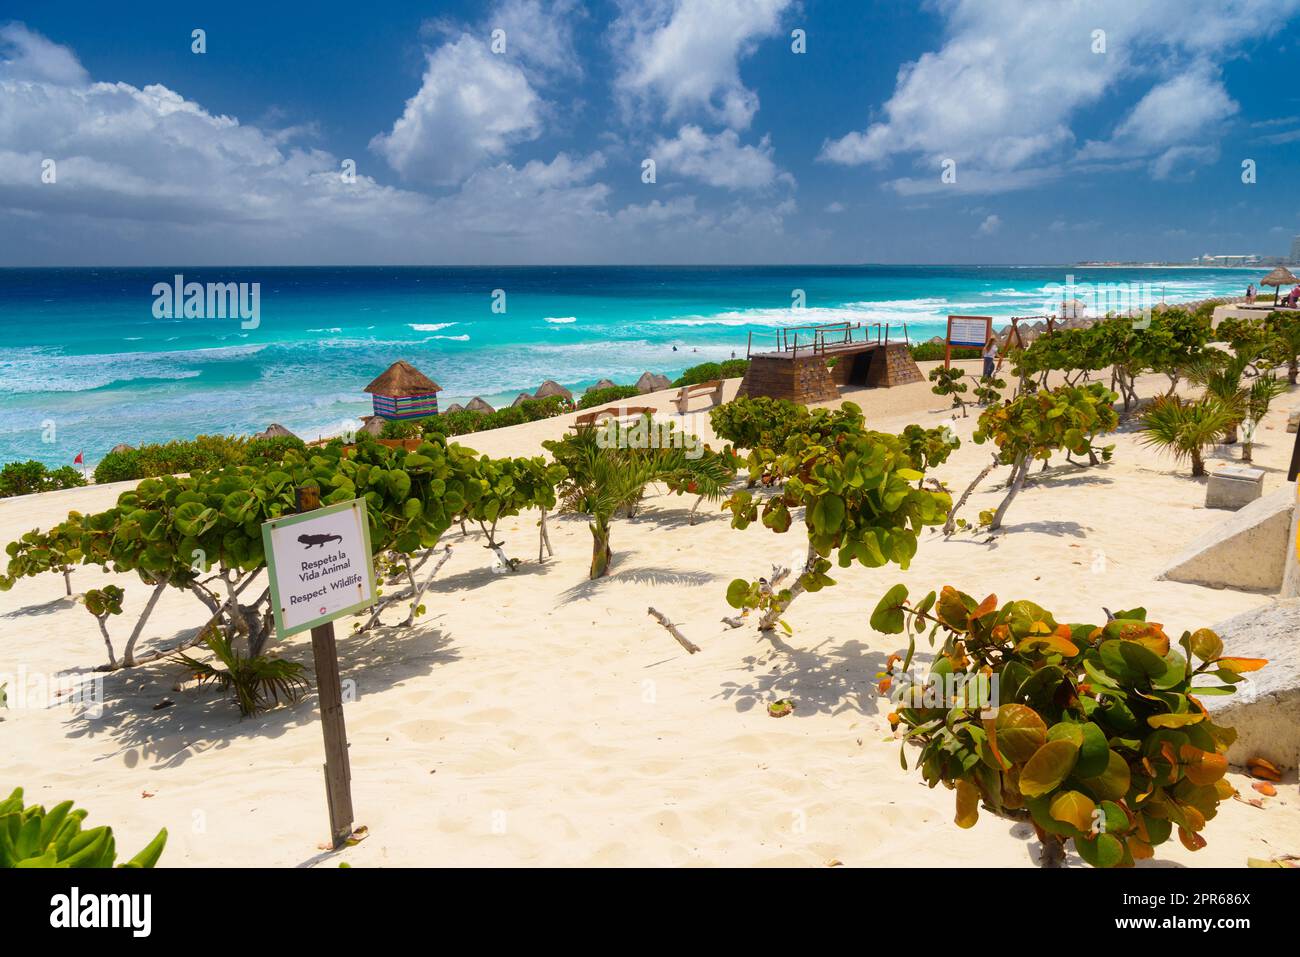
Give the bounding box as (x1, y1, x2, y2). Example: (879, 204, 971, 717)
(2, 362, 1296, 867)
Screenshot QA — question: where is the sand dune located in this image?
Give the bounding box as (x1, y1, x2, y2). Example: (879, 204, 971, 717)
(2, 363, 1296, 867)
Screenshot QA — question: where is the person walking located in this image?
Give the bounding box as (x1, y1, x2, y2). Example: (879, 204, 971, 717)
(982, 334, 998, 379)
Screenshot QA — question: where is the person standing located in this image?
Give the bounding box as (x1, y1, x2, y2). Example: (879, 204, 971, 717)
(982, 334, 998, 379)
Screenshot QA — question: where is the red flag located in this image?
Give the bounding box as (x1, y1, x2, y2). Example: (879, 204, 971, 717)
(74, 452, 83, 464)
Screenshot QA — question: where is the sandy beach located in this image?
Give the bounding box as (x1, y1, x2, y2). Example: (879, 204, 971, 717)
(2, 358, 1296, 868)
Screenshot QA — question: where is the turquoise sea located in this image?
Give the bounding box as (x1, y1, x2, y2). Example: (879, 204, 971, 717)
(0, 265, 1253, 468)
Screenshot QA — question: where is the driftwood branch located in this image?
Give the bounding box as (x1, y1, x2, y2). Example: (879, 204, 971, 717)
(648, 607, 700, 654)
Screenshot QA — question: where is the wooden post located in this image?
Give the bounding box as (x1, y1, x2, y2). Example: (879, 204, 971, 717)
(295, 484, 355, 848)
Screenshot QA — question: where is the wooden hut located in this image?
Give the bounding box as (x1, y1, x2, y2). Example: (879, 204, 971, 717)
(1261, 266, 1299, 306)
(357, 415, 385, 437)
(465, 397, 496, 414)
(443, 402, 465, 415)
(511, 392, 535, 407)
(586, 378, 617, 393)
(534, 379, 574, 404)
(364, 360, 442, 420)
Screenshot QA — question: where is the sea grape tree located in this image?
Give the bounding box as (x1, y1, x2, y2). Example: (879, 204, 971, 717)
(871, 583, 1265, 867)
(722, 406, 949, 631)
(946, 383, 1118, 534)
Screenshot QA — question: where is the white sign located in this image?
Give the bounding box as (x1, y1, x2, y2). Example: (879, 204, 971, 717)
(949, 316, 990, 347)
(262, 498, 376, 639)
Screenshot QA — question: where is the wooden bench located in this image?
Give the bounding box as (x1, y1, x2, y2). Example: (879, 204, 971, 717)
(672, 379, 725, 413)
(571, 405, 657, 429)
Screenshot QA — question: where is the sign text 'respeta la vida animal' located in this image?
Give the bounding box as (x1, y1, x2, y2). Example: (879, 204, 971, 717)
(262, 497, 376, 639)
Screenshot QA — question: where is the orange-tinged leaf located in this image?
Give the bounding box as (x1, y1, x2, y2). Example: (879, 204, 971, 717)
(969, 593, 997, 623)
(1129, 838, 1154, 860)
(1214, 657, 1267, 674)
(1049, 790, 1096, 832)
(1177, 825, 1206, 851)
(955, 779, 980, 829)
(877, 676, 892, 695)
(1147, 712, 1204, 728)
(1252, 781, 1277, 797)
(1014, 633, 1080, 657)
(995, 704, 1048, 763)
(1019, 740, 1079, 798)
(1179, 745, 1227, 786)
(1247, 757, 1282, 782)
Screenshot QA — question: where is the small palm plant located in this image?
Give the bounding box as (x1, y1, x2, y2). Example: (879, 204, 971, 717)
(174, 629, 310, 717)
(1138, 396, 1233, 477)
(1242, 373, 1287, 463)
(1191, 350, 1251, 444)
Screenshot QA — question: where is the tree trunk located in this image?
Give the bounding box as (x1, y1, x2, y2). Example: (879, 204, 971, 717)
(1242, 441, 1253, 464)
(944, 454, 1000, 535)
(688, 494, 704, 526)
(589, 518, 612, 579)
(122, 577, 168, 668)
(1290, 356, 1297, 386)
(758, 542, 818, 632)
(1223, 422, 1238, 444)
(989, 455, 1029, 531)
(63, 568, 73, 597)
(1192, 446, 1205, 477)
(97, 617, 117, 669)
(538, 509, 553, 562)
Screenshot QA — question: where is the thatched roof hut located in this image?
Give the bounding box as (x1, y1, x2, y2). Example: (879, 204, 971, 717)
(586, 378, 617, 393)
(534, 379, 574, 403)
(442, 403, 464, 415)
(110, 443, 133, 455)
(363, 360, 442, 419)
(1261, 266, 1299, 305)
(358, 415, 385, 437)
(465, 397, 496, 414)
(253, 422, 297, 440)
(635, 371, 671, 394)
(511, 392, 535, 407)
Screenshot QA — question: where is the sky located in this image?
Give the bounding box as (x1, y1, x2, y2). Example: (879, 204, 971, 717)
(2, 0, 1299, 266)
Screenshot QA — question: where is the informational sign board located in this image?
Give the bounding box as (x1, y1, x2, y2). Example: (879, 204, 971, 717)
(262, 498, 375, 640)
(945, 315, 993, 368)
(947, 315, 992, 348)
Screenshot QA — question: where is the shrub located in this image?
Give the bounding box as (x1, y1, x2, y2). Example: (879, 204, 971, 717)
(578, 385, 641, 409)
(243, 435, 307, 466)
(872, 584, 1264, 867)
(92, 449, 142, 484)
(421, 396, 568, 438)
(0, 461, 88, 498)
(0, 787, 167, 867)
(671, 358, 749, 388)
(380, 418, 426, 440)
(929, 366, 970, 416)
(910, 342, 981, 362)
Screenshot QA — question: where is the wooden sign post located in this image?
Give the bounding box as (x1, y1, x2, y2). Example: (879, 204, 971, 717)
(262, 487, 376, 848)
(945, 315, 993, 369)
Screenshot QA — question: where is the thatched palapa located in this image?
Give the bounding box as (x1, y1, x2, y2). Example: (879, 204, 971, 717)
(511, 392, 535, 407)
(465, 397, 496, 414)
(635, 372, 671, 394)
(533, 379, 574, 403)
(1261, 266, 1299, 305)
(253, 423, 297, 440)
(586, 378, 617, 393)
(364, 360, 442, 420)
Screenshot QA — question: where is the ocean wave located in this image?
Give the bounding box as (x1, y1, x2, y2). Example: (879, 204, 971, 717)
(544, 316, 577, 324)
(307, 327, 343, 333)
(409, 322, 456, 332)
(0, 343, 269, 395)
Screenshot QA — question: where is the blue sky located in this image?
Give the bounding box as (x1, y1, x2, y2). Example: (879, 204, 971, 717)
(2, 0, 1299, 265)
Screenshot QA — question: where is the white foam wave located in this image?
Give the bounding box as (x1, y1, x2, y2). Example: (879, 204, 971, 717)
(544, 316, 577, 324)
(409, 322, 456, 332)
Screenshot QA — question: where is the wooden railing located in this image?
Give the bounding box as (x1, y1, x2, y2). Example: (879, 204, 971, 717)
(745, 320, 911, 358)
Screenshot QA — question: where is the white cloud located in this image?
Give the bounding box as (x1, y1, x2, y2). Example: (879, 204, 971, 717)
(976, 214, 1001, 236)
(0, 22, 87, 85)
(824, 201, 845, 213)
(369, 36, 542, 186)
(651, 125, 790, 190)
(612, 0, 791, 130)
(820, 0, 1298, 193)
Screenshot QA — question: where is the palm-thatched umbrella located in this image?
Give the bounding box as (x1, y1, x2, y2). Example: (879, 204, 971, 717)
(1261, 266, 1299, 306)
(363, 360, 442, 419)
(635, 371, 671, 394)
(511, 392, 535, 407)
(465, 397, 496, 414)
(358, 415, 385, 437)
(442, 403, 464, 415)
(253, 422, 297, 440)
(585, 378, 617, 393)
(533, 379, 574, 403)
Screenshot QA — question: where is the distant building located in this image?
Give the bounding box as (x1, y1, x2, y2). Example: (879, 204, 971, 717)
(1196, 253, 1260, 266)
(1290, 235, 1300, 264)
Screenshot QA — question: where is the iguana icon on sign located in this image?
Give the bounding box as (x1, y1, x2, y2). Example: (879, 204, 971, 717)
(298, 533, 343, 549)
